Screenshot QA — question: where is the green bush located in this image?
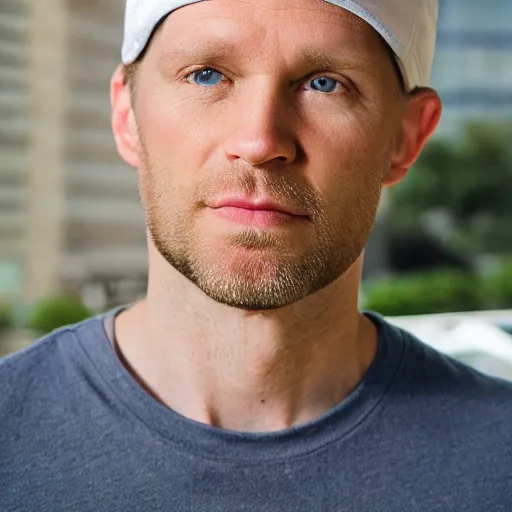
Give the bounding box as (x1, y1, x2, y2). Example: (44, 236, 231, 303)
(27, 296, 93, 335)
(0, 303, 13, 332)
(486, 259, 512, 309)
(362, 270, 484, 316)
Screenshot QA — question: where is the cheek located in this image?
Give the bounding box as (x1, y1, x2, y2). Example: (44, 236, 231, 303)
(300, 112, 392, 230)
(304, 115, 391, 198)
(137, 92, 189, 158)
(136, 88, 228, 210)
(135, 94, 205, 204)
(136, 83, 225, 158)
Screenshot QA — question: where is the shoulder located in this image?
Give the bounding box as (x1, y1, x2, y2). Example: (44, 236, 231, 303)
(379, 316, 512, 430)
(0, 316, 107, 414)
(393, 319, 512, 394)
(0, 316, 101, 371)
(372, 318, 512, 488)
(0, 316, 112, 489)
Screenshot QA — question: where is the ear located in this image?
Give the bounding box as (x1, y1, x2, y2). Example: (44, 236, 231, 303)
(383, 88, 442, 187)
(111, 65, 140, 168)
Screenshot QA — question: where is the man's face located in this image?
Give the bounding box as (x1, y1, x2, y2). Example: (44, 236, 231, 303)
(132, 0, 405, 310)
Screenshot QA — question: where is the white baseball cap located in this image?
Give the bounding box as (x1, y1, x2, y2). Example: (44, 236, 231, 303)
(122, 0, 438, 91)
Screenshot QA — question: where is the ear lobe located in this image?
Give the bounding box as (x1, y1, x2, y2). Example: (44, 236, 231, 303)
(383, 89, 442, 187)
(111, 65, 140, 168)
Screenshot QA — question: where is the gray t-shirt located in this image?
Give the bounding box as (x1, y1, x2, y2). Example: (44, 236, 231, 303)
(1, 312, 512, 511)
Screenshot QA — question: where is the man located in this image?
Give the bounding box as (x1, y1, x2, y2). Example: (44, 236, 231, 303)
(1, 0, 511, 510)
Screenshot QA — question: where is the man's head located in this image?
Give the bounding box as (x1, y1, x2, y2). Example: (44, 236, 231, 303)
(111, 0, 442, 310)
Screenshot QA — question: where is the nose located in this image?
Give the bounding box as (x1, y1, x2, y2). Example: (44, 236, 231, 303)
(223, 80, 298, 166)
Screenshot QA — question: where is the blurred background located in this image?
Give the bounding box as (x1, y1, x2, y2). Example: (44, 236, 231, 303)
(1, 0, 512, 377)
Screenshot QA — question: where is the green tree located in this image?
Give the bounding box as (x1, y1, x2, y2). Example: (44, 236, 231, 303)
(27, 296, 93, 335)
(363, 270, 483, 316)
(390, 122, 512, 253)
(0, 303, 13, 333)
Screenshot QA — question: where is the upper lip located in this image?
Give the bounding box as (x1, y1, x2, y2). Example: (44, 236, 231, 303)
(208, 197, 309, 217)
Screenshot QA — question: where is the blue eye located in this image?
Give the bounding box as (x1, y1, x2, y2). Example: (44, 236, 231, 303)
(309, 77, 339, 93)
(188, 68, 224, 87)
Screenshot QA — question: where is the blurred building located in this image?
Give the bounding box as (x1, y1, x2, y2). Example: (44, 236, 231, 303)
(0, 0, 146, 307)
(1, 0, 511, 302)
(432, 0, 512, 135)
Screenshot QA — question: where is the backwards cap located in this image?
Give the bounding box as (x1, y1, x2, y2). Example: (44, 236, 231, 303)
(122, 0, 438, 91)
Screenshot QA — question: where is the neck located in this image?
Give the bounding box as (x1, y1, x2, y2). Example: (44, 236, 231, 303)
(115, 249, 378, 432)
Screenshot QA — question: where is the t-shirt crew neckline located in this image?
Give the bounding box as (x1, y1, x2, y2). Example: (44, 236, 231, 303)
(75, 310, 405, 464)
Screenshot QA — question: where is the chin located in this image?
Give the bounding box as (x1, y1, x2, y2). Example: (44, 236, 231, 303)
(189, 246, 335, 311)
(151, 224, 351, 309)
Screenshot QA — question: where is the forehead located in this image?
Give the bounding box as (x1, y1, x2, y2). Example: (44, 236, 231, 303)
(149, 0, 388, 66)
(174, 0, 360, 24)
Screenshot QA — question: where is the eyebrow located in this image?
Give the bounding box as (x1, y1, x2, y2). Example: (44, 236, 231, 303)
(159, 41, 369, 76)
(158, 41, 242, 67)
(298, 47, 367, 73)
